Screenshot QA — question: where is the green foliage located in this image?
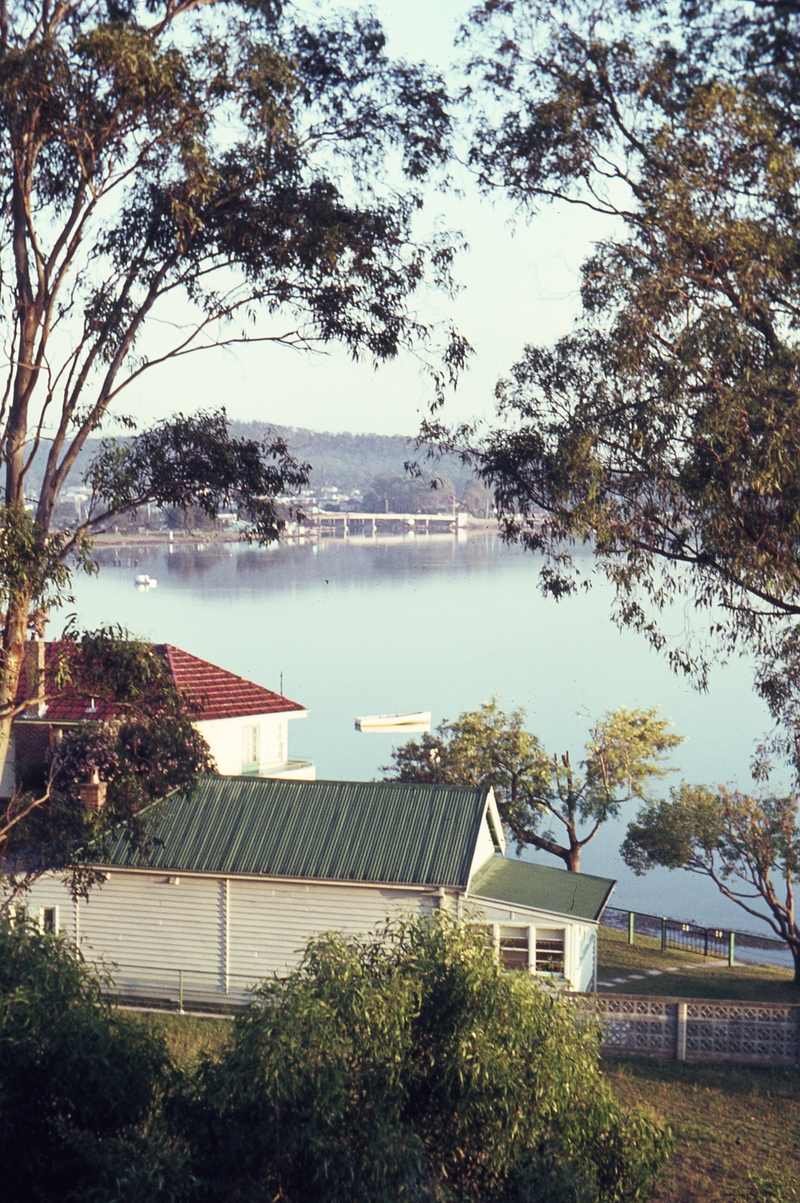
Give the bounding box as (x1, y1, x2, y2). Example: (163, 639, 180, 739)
(742, 1170, 799, 1203)
(180, 915, 671, 1202)
(362, 471, 455, 514)
(1, 628, 215, 906)
(0, 0, 467, 793)
(433, 0, 800, 754)
(459, 477, 493, 518)
(85, 411, 310, 544)
(0, 920, 183, 1203)
(0, 918, 670, 1203)
(385, 699, 681, 871)
(622, 784, 800, 981)
(229, 423, 477, 496)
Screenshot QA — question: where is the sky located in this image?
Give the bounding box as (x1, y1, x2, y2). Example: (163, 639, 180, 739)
(124, 0, 609, 440)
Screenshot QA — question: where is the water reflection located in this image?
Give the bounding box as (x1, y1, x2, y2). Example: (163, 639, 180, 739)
(95, 532, 510, 591)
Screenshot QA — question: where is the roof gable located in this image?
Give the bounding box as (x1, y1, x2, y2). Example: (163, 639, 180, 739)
(468, 856, 615, 922)
(13, 642, 305, 723)
(158, 645, 305, 721)
(101, 776, 491, 888)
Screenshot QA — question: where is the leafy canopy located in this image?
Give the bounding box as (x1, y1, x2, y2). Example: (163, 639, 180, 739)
(361, 470, 455, 514)
(1, 628, 215, 909)
(622, 782, 800, 983)
(180, 915, 671, 1203)
(428, 0, 800, 754)
(0, 919, 177, 1203)
(384, 699, 681, 871)
(0, 0, 466, 777)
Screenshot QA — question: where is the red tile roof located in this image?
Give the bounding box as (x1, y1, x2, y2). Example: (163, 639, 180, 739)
(14, 642, 305, 724)
(157, 645, 306, 721)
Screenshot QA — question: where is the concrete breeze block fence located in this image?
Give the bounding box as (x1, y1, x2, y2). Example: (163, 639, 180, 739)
(588, 994, 800, 1067)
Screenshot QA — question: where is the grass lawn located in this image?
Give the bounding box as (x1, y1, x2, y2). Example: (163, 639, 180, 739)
(605, 1058, 800, 1202)
(598, 926, 798, 1003)
(134, 1010, 231, 1069)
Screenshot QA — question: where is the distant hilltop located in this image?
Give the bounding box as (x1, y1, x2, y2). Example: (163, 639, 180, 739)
(41, 423, 488, 525)
(228, 422, 476, 497)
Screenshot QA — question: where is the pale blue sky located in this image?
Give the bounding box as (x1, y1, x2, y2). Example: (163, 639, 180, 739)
(124, 1, 608, 438)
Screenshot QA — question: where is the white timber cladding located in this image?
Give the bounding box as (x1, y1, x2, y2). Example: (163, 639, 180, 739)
(228, 879, 436, 978)
(19, 870, 437, 987)
(194, 711, 307, 776)
(19, 868, 597, 998)
(467, 897, 598, 992)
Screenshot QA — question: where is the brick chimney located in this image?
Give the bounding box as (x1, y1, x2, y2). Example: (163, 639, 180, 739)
(80, 769, 107, 813)
(25, 639, 46, 718)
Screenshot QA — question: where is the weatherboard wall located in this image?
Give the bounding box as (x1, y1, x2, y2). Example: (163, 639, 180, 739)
(227, 877, 436, 979)
(19, 870, 438, 997)
(21, 868, 597, 997)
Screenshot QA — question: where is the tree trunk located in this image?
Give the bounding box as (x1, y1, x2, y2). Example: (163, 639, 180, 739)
(565, 845, 581, 872)
(792, 941, 800, 987)
(0, 583, 33, 794)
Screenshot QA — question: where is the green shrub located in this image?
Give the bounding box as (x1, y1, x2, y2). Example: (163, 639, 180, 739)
(0, 920, 186, 1203)
(182, 915, 671, 1203)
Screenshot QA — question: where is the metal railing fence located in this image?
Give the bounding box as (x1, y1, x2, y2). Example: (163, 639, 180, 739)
(99, 962, 263, 1013)
(601, 905, 788, 966)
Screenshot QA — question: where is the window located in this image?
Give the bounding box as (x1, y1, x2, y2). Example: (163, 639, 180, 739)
(499, 926, 529, 971)
(42, 907, 57, 934)
(242, 724, 260, 773)
(535, 928, 565, 975)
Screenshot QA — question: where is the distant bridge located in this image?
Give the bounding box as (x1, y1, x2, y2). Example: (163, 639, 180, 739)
(302, 511, 468, 536)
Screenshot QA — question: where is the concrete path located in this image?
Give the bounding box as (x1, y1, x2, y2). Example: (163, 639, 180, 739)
(596, 962, 713, 989)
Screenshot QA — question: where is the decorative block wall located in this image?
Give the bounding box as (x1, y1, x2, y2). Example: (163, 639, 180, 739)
(585, 994, 800, 1067)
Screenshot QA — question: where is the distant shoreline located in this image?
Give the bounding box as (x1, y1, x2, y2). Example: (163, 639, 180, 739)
(89, 515, 501, 551)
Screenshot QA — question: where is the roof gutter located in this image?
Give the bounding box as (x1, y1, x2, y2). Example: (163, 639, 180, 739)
(80, 862, 469, 893)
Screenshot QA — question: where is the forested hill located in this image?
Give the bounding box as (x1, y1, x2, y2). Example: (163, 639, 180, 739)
(228, 423, 475, 495)
(36, 423, 475, 499)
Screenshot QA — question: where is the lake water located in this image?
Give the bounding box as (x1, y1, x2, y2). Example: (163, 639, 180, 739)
(63, 531, 792, 963)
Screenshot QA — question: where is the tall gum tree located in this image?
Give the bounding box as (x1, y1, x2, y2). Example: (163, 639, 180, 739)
(383, 700, 682, 872)
(427, 0, 800, 767)
(0, 0, 466, 788)
(622, 783, 800, 984)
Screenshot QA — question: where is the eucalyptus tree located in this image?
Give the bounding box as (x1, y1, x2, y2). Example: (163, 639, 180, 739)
(429, 0, 800, 760)
(623, 784, 800, 984)
(184, 916, 670, 1201)
(1, 629, 215, 910)
(384, 699, 682, 871)
(0, 0, 465, 788)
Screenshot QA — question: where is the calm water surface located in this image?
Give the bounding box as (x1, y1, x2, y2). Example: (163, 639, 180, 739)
(62, 532, 790, 957)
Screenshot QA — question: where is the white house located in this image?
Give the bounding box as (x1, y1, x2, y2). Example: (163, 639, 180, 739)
(3, 641, 314, 795)
(20, 777, 614, 1007)
(160, 645, 314, 780)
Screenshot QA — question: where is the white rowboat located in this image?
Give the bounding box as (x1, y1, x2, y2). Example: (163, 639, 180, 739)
(355, 711, 431, 732)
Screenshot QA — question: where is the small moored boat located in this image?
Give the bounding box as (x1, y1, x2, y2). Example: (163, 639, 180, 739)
(355, 711, 431, 732)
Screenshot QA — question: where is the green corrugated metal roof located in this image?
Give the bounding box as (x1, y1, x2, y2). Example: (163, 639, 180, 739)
(100, 776, 489, 888)
(469, 856, 615, 921)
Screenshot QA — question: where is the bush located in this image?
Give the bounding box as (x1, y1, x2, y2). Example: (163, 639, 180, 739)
(0, 920, 186, 1203)
(181, 916, 670, 1202)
